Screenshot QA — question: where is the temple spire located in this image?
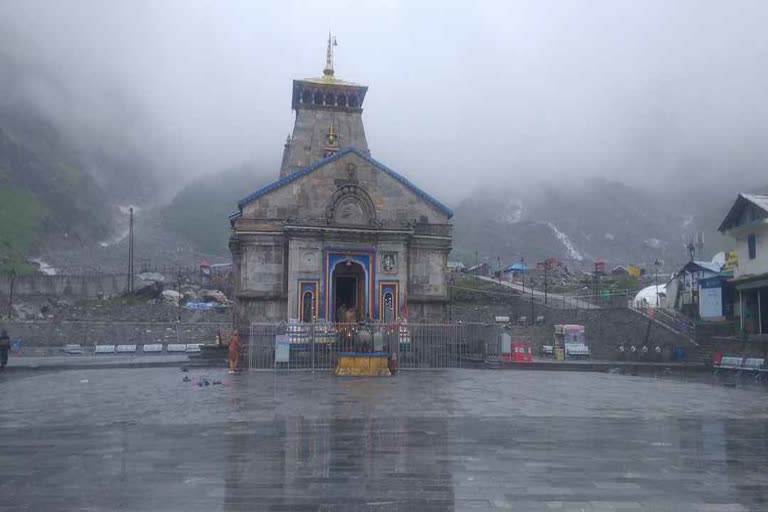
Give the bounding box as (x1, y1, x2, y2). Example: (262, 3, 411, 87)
(323, 31, 337, 79)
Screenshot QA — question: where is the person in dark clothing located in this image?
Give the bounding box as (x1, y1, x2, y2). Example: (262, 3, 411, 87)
(0, 329, 10, 370)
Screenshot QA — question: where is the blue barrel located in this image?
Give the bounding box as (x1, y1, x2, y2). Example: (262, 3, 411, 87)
(672, 347, 685, 361)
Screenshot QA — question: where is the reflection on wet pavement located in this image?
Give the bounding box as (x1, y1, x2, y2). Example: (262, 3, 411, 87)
(1, 369, 767, 511)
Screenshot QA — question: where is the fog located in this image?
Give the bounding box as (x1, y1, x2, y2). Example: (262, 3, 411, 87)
(1, 0, 767, 203)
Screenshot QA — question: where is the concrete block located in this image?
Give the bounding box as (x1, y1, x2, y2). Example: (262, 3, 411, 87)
(142, 344, 163, 353)
(116, 344, 137, 353)
(64, 344, 84, 354)
(94, 345, 116, 354)
(185, 344, 201, 353)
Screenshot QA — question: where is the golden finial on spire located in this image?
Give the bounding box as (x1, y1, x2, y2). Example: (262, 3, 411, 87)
(326, 124, 337, 146)
(323, 31, 338, 80)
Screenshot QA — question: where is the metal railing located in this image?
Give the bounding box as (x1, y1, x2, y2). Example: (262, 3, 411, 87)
(627, 302, 696, 340)
(248, 321, 502, 370)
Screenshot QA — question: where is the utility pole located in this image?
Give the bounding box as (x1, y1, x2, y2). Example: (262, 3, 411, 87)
(127, 207, 134, 294)
(654, 259, 661, 307)
(544, 260, 549, 305)
(530, 277, 534, 324)
(474, 251, 479, 279)
(7, 269, 15, 320)
(497, 256, 501, 284)
(177, 268, 182, 322)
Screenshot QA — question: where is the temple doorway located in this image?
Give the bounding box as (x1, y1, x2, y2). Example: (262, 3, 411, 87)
(333, 261, 366, 321)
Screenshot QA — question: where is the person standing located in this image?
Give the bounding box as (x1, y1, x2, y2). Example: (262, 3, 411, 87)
(228, 329, 240, 374)
(0, 329, 10, 370)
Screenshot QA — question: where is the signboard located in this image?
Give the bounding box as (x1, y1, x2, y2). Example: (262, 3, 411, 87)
(627, 265, 642, 278)
(275, 334, 290, 363)
(699, 286, 723, 319)
(723, 250, 738, 271)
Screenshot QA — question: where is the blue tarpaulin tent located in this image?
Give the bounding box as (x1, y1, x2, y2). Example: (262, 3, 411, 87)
(504, 262, 528, 273)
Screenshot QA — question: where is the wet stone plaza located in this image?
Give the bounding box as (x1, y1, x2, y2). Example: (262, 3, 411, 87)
(2, 369, 768, 511)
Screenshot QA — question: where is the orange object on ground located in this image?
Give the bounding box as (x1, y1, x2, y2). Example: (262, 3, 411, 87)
(228, 330, 240, 371)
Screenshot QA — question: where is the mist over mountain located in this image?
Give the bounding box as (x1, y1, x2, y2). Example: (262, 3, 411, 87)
(2, 1, 768, 273)
(452, 177, 766, 271)
(161, 165, 273, 255)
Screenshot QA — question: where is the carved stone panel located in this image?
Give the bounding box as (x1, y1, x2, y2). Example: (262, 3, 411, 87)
(381, 252, 397, 274)
(326, 184, 377, 226)
(300, 250, 318, 271)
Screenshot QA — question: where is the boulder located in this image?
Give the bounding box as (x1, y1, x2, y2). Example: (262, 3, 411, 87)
(137, 272, 165, 284)
(133, 272, 166, 297)
(161, 290, 182, 305)
(199, 289, 228, 304)
(182, 290, 198, 302)
(12, 302, 41, 320)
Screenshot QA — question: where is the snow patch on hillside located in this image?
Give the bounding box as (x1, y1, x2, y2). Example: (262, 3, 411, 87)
(99, 205, 141, 247)
(546, 222, 584, 261)
(644, 238, 667, 249)
(503, 199, 524, 224)
(30, 258, 58, 275)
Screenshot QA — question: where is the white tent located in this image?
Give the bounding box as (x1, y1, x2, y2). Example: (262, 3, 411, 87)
(633, 284, 667, 308)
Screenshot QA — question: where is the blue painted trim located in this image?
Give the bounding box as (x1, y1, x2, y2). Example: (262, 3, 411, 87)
(236, 147, 454, 218)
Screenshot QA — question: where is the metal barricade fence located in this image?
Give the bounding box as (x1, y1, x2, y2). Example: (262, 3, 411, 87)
(248, 321, 503, 370)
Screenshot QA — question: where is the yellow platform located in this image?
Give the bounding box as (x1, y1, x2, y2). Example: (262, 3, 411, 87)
(335, 352, 391, 377)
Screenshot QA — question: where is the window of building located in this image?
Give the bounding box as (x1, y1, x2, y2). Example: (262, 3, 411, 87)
(302, 291, 314, 322)
(383, 292, 394, 323)
(748, 233, 757, 260)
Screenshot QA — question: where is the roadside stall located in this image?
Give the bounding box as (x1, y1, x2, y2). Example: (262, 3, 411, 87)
(553, 324, 590, 360)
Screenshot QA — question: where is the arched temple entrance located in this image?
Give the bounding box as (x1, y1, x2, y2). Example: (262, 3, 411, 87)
(332, 260, 366, 322)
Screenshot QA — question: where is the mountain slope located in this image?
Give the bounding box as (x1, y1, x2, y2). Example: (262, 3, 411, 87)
(452, 177, 758, 271)
(0, 123, 110, 272)
(161, 165, 272, 255)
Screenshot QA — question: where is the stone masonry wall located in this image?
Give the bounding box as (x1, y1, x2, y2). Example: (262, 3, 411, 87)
(3, 321, 231, 355)
(451, 284, 693, 360)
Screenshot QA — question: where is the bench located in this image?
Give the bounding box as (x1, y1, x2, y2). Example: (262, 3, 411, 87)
(541, 345, 554, 356)
(166, 344, 187, 353)
(714, 356, 766, 379)
(142, 344, 163, 353)
(116, 344, 137, 353)
(94, 345, 116, 354)
(517, 316, 528, 326)
(743, 358, 766, 371)
(64, 344, 83, 355)
(185, 344, 201, 353)
(565, 343, 590, 359)
(715, 356, 743, 369)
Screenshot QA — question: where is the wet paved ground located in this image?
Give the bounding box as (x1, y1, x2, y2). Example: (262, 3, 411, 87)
(1, 369, 768, 511)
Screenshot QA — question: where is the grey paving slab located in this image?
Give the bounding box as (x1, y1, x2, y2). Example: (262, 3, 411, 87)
(1, 369, 768, 510)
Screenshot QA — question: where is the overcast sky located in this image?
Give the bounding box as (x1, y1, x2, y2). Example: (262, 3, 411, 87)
(1, 0, 767, 203)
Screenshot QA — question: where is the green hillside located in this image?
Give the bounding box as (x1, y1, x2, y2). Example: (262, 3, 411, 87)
(162, 165, 271, 255)
(0, 125, 110, 273)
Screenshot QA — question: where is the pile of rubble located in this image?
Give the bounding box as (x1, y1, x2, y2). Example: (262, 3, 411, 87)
(521, 263, 587, 291)
(133, 272, 230, 307)
(6, 271, 231, 321)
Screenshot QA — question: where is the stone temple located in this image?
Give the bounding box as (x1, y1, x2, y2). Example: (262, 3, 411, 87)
(229, 37, 453, 326)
